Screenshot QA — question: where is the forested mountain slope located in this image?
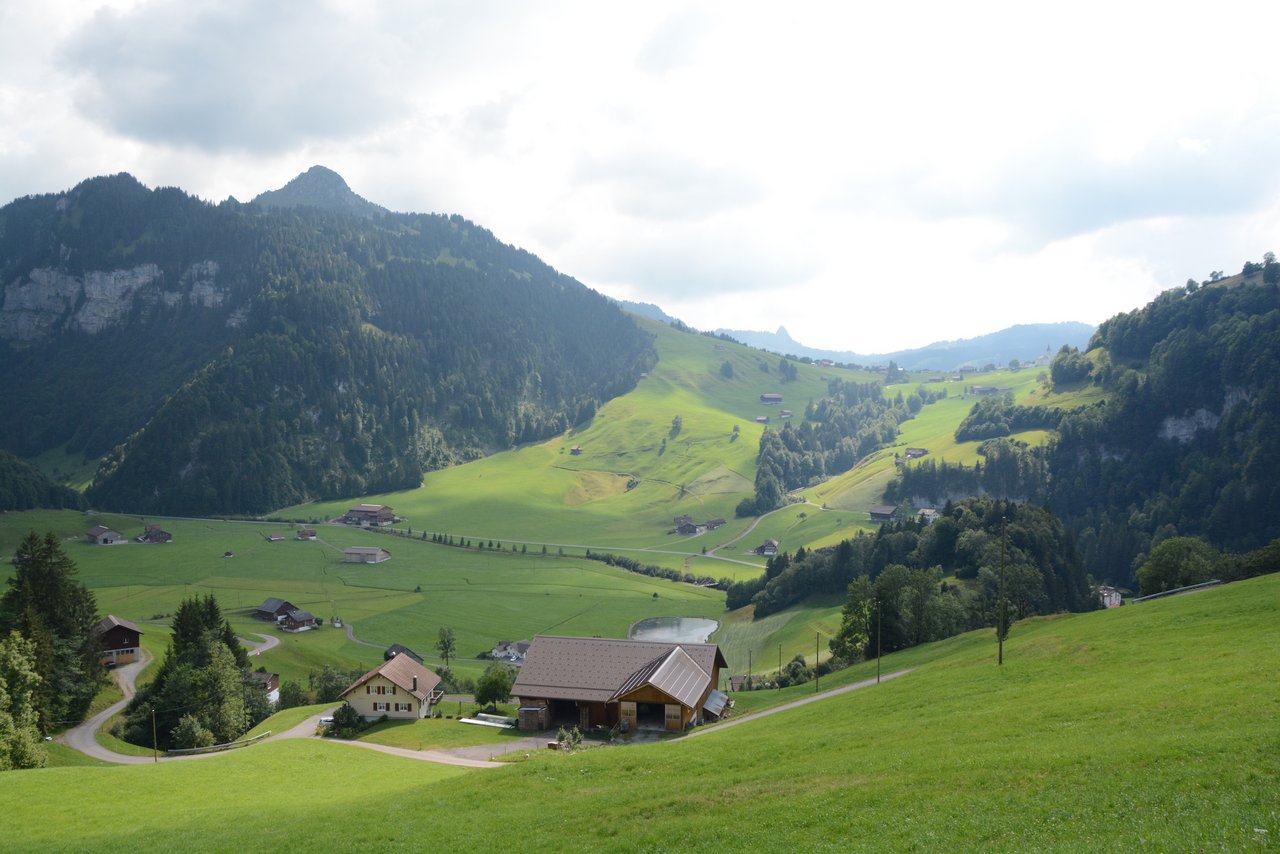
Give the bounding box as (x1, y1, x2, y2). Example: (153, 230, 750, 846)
(890, 277, 1280, 585)
(0, 171, 653, 515)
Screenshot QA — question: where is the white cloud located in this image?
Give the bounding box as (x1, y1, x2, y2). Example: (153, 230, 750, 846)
(4, 0, 1280, 352)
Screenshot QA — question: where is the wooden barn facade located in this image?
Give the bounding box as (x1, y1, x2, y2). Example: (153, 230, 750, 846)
(512, 636, 727, 733)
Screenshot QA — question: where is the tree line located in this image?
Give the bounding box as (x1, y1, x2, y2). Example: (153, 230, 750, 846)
(728, 498, 1094, 629)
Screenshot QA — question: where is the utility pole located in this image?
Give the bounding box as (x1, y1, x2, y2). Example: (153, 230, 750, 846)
(150, 705, 158, 763)
(777, 643, 782, 689)
(876, 595, 882, 684)
(747, 649, 752, 690)
(998, 516, 1007, 666)
(815, 631, 820, 694)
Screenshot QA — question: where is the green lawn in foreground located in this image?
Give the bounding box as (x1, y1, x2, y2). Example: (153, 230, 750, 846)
(7, 574, 1276, 851)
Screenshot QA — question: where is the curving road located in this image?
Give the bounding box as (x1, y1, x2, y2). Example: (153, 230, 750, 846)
(58, 652, 159, 764)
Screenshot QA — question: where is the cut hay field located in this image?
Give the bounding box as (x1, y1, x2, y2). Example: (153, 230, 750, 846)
(7, 574, 1276, 852)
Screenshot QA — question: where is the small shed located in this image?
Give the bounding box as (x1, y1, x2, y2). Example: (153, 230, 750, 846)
(344, 546, 392, 564)
(86, 526, 123, 545)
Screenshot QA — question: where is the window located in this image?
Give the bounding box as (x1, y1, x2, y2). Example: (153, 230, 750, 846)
(373, 702, 389, 712)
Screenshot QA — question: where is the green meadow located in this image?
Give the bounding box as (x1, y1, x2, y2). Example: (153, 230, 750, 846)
(3, 340, 1113, 693)
(285, 320, 876, 555)
(6, 573, 1275, 852)
(0, 509, 734, 683)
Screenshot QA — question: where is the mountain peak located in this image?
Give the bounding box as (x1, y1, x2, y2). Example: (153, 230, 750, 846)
(252, 165, 386, 218)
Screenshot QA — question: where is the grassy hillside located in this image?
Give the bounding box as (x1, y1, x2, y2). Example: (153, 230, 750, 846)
(0, 510, 723, 683)
(6, 574, 1275, 851)
(285, 320, 869, 551)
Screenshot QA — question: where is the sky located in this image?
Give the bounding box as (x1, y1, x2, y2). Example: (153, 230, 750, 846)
(3, 1, 1280, 353)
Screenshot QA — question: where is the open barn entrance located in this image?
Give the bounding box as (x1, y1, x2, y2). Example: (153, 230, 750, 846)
(635, 702, 666, 731)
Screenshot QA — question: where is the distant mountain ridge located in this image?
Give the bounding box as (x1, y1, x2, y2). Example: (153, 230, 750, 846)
(715, 322, 1096, 371)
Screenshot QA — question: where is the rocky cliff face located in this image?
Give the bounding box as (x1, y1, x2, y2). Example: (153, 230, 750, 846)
(0, 261, 229, 343)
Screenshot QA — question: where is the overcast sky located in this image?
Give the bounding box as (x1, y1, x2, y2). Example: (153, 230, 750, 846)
(3, 1, 1279, 352)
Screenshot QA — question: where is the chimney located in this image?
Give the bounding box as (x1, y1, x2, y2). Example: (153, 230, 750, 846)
(412, 675, 418, 692)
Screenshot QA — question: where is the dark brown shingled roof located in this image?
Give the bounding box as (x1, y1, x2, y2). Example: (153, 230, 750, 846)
(92, 614, 142, 636)
(511, 636, 726, 704)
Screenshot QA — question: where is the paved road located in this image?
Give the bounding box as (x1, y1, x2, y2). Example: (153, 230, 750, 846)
(238, 632, 280, 656)
(58, 652, 158, 764)
(683, 668, 913, 739)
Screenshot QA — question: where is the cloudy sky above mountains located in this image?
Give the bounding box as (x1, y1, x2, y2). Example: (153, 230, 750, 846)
(4, 1, 1280, 352)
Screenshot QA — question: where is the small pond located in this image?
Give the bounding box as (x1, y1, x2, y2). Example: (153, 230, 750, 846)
(629, 616, 719, 644)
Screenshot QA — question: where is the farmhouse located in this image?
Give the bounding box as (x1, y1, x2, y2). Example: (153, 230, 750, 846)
(340, 653, 444, 721)
(570, 445, 583, 455)
(491, 639, 531, 662)
(755, 539, 780, 556)
(705, 518, 726, 531)
(754, 415, 769, 423)
(511, 636, 728, 732)
(92, 615, 142, 667)
(253, 597, 295, 622)
(780, 409, 793, 419)
(135, 524, 172, 544)
(760, 393, 783, 405)
(918, 508, 940, 524)
(281, 608, 316, 631)
(344, 504, 395, 526)
(344, 546, 392, 564)
(1097, 586, 1123, 608)
(384, 644, 424, 664)
(248, 671, 280, 705)
(296, 529, 317, 540)
(904, 447, 927, 459)
(86, 526, 123, 545)
(869, 505, 899, 523)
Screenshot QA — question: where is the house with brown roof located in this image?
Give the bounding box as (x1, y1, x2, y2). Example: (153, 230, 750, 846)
(135, 524, 172, 544)
(248, 671, 280, 705)
(254, 597, 295, 622)
(755, 539, 779, 556)
(511, 635, 727, 733)
(93, 615, 142, 667)
(760, 393, 783, 405)
(869, 505, 899, 523)
(343, 504, 395, 526)
(296, 529, 318, 540)
(343, 546, 392, 564)
(339, 653, 444, 721)
(86, 526, 124, 545)
(280, 608, 316, 632)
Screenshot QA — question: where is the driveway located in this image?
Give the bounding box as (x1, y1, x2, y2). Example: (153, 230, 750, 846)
(58, 652, 158, 764)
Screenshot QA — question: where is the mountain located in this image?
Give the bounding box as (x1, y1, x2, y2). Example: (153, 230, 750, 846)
(0, 170, 654, 516)
(887, 276, 1280, 587)
(716, 322, 1096, 371)
(251, 164, 387, 218)
(614, 299, 681, 325)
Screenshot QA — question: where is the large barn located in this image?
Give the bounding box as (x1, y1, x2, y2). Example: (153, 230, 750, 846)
(511, 636, 728, 733)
